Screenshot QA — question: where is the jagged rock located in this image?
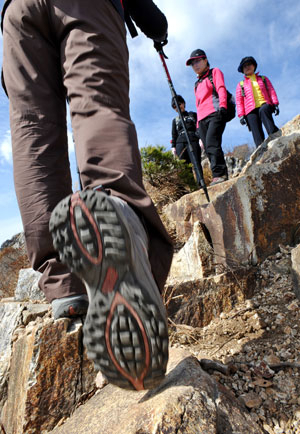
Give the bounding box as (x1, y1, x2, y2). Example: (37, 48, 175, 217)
(0, 232, 30, 299)
(0, 302, 23, 413)
(164, 130, 300, 271)
(168, 221, 214, 281)
(164, 267, 256, 327)
(291, 244, 300, 300)
(22, 304, 50, 326)
(51, 348, 262, 434)
(1, 317, 96, 434)
(14, 268, 45, 302)
(281, 114, 300, 136)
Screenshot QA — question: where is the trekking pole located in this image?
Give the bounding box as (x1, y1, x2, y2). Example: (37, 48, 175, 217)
(154, 45, 210, 202)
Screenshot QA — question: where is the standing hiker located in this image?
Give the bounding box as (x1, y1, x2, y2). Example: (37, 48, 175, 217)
(2, 0, 173, 391)
(170, 95, 202, 166)
(186, 49, 228, 186)
(236, 56, 280, 148)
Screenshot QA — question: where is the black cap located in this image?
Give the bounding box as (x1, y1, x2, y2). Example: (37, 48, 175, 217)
(238, 56, 257, 73)
(171, 95, 185, 108)
(186, 49, 207, 66)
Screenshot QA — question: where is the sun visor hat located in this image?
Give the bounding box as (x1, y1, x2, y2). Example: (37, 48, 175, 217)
(186, 49, 207, 66)
(238, 56, 257, 73)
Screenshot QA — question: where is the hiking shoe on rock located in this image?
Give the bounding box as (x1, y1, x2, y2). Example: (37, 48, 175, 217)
(52, 294, 89, 320)
(49, 189, 169, 391)
(210, 175, 228, 186)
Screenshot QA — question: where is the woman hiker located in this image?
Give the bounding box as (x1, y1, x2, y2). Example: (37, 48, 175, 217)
(186, 49, 228, 186)
(236, 56, 280, 148)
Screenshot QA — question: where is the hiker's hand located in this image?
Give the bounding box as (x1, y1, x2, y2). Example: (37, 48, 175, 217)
(153, 33, 168, 52)
(171, 147, 177, 157)
(240, 116, 247, 126)
(218, 107, 227, 121)
(273, 105, 279, 116)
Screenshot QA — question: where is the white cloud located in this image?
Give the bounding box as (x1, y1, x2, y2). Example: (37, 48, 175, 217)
(67, 128, 75, 153)
(0, 130, 12, 164)
(126, 1, 300, 152)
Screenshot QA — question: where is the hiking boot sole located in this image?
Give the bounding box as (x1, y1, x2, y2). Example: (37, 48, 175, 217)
(49, 190, 169, 390)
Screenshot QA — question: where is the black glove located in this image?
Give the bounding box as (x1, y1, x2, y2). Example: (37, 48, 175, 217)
(153, 33, 168, 52)
(273, 105, 279, 116)
(218, 107, 227, 121)
(240, 116, 247, 126)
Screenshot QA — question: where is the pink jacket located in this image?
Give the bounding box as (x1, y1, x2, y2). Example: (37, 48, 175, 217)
(236, 73, 279, 117)
(195, 68, 227, 123)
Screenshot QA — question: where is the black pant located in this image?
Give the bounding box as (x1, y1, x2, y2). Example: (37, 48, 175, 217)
(197, 113, 227, 178)
(175, 140, 201, 166)
(246, 104, 279, 148)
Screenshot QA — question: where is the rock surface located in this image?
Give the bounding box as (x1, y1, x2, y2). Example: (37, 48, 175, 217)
(14, 268, 45, 302)
(291, 243, 300, 300)
(165, 130, 300, 271)
(1, 116, 300, 434)
(1, 316, 96, 434)
(0, 233, 30, 299)
(51, 348, 261, 434)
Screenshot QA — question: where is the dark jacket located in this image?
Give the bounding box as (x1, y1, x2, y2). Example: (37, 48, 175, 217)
(171, 111, 198, 147)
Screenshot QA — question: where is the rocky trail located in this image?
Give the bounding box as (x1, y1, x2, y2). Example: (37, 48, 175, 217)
(169, 245, 300, 434)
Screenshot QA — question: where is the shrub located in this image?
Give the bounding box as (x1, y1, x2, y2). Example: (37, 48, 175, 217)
(141, 145, 198, 195)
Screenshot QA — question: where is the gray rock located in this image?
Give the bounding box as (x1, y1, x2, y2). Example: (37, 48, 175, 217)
(51, 348, 262, 434)
(14, 268, 45, 302)
(291, 244, 300, 300)
(0, 302, 23, 413)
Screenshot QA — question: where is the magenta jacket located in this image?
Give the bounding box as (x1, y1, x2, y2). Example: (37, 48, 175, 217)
(195, 68, 227, 124)
(236, 73, 279, 117)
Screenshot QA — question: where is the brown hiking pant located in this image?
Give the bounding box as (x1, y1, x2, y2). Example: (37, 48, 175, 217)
(2, 0, 173, 302)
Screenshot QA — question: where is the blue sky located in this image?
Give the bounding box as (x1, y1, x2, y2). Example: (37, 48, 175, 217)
(0, 0, 300, 245)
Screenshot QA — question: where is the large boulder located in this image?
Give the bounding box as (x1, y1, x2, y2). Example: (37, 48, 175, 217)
(164, 267, 256, 328)
(165, 128, 300, 271)
(51, 348, 262, 434)
(1, 316, 96, 434)
(0, 302, 23, 413)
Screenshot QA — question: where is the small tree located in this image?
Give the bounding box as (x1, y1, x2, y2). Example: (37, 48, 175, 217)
(140, 145, 198, 209)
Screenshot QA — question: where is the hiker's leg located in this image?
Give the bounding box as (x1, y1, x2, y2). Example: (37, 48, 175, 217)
(259, 104, 279, 136)
(204, 116, 227, 178)
(58, 0, 173, 291)
(191, 139, 202, 166)
(197, 120, 209, 156)
(175, 142, 187, 161)
(246, 109, 265, 147)
(2, 0, 86, 302)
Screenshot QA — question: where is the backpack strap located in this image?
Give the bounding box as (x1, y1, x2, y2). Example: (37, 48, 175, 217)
(260, 75, 270, 98)
(207, 68, 218, 97)
(194, 68, 216, 93)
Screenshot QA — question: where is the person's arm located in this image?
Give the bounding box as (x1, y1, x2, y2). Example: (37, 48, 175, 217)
(235, 82, 245, 117)
(213, 68, 227, 109)
(264, 76, 279, 106)
(124, 0, 168, 41)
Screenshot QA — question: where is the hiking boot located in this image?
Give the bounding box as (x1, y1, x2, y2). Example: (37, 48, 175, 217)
(210, 175, 228, 186)
(52, 294, 89, 320)
(49, 189, 169, 391)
